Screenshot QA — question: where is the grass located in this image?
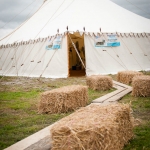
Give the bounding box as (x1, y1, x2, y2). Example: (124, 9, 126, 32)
(0, 89, 70, 149)
(124, 123, 150, 150)
(0, 76, 115, 149)
(121, 94, 150, 150)
(0, 73, 150, 150)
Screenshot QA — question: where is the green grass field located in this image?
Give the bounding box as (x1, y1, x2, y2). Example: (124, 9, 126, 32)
(0, 73, 150, 150)
(121, 95, 150, 150)
(0, 76, 114, 149)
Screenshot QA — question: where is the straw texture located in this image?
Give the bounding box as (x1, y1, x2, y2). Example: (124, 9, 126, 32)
(38, 85, 88, 114)
(86, 75, 113, 90)
(117, 71, 143, 84)
(132, 75, 150, 97)
(50, 103, 133, 150)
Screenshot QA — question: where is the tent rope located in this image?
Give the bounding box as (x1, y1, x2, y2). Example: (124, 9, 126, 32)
(0, 0, 55, 44)
(0, 45, 19, 71)
(125, 0, 150, 18)
(0, 46, 19, 81)
(34, 0, 66, 39)
(10, 43, 37, 77)
(21, 43, 41, 76)
(47, 0, 75, 24)
(1, 0, 65, 78)
(0, 2, 43, 76)
(0, 0, 38, 30)
(146, 34, 150, 43)
(0, 66, 13, 82)
(0, 1, 45, 42)
(88, 35, 108, 73)
(29, 38, 52, 62)
(119, 36, 143, 70)
(105, 51, 127, 70)
(15, 44, 29, 64)
(40, 49, 58, 77)
(134, 36, 150, 61)
(14, 46, 18, 76)
(27, 40, 49, 77)
(25, 36, 56, 77)
(13, 44, 30, 76)
(101, 34, 128, 70)
(68, 33, 86, 69)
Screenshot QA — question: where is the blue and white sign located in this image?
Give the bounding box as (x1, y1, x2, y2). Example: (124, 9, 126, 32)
(95, 34, 120, 47)
(46, 35, 62, 50)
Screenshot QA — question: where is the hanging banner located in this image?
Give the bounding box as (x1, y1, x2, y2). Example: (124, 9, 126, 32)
(45, 35, 62, 50)
(95, 34, 120, 47)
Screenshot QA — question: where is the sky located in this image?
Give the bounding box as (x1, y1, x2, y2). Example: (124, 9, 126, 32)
(0, 0, 150, 39)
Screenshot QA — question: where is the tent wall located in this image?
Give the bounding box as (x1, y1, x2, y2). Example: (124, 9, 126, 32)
(84, 34, 150, 76)
(0, 36, 68, 78)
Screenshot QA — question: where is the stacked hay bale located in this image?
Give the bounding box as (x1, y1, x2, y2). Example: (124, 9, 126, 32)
(86, 75, 113, 90)
(132, 75, 150, 97)
(117, 71, 143, 84)
(50, 103, 133, 150)
(38, 85, 88, 114)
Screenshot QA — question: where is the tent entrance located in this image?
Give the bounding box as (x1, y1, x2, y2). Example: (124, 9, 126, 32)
(68, 32, 86, 77)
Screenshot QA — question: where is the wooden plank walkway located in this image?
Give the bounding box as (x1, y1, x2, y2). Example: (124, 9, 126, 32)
(93, 80, 132, 104)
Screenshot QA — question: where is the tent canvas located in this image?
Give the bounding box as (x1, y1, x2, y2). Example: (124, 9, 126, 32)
(0, 0, 150, 78)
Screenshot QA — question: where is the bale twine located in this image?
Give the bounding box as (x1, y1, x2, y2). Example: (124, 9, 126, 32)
(38, 85, 88, 114)
(117, 71, 143, 84)
(50, 103, 133, 150)
(86, 75, 113, 90)
(132, 75, 150, 97)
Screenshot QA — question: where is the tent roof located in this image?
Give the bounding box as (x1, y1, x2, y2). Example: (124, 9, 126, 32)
(1, 0, 150, 45)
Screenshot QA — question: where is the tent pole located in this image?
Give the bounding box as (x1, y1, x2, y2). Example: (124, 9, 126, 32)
(67, 34, 70, 77)
(68, 33, 86, 69)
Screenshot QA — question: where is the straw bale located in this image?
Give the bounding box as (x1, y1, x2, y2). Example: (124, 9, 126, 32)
(117, 71, 143, 84)
(38, 85, 88, 114)
(86, 75, 113, 90)
(132, 75, 150, 97)
(50, 103, 133, 150)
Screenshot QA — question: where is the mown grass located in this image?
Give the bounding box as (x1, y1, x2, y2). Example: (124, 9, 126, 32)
(119, 72, 150, 150)
(0, 76, 115, 149)
(0, 72, 150, 150)
(0, 89, 70, 149)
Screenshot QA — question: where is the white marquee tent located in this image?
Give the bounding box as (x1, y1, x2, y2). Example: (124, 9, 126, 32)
(0, 0, 150, 78)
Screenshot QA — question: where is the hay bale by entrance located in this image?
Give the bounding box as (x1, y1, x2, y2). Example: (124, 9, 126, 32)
(117, 71, 143, 84)
(86, 75, 113, 90)
(132, 75, 150, 97)
(50, 103, 133, 150)
(38, 85, 88, 114)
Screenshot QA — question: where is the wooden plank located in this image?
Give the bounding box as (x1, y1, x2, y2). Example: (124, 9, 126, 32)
(4, 122, 59, 150)
(113, 80, 131, 89)
(113, 83, 126, 90)
(92, 88, 125, 103)
(106, 88, 132, 102)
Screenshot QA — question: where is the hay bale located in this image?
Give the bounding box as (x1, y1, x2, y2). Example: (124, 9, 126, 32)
(50, 103, 133, 150)
(117, 71, 143, 84)
(38, 85, 88, 114)
(132, 75, 150, 97)
(86, 75, 113, 90)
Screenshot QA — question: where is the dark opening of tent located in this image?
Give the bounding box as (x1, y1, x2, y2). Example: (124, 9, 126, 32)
(68, 32, 86, 77)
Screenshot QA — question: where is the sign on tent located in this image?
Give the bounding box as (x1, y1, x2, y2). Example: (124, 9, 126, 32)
(46, 35, 62, 50)
(95, 34, 120, 47)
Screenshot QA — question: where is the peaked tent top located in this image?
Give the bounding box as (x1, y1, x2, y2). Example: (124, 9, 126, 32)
(1, 0, 150, 45)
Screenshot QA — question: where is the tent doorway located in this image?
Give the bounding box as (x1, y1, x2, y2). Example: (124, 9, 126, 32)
(68, 33, 86, 77)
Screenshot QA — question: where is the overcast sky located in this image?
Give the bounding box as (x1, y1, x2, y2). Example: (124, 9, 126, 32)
(0, 0, 150, 38)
